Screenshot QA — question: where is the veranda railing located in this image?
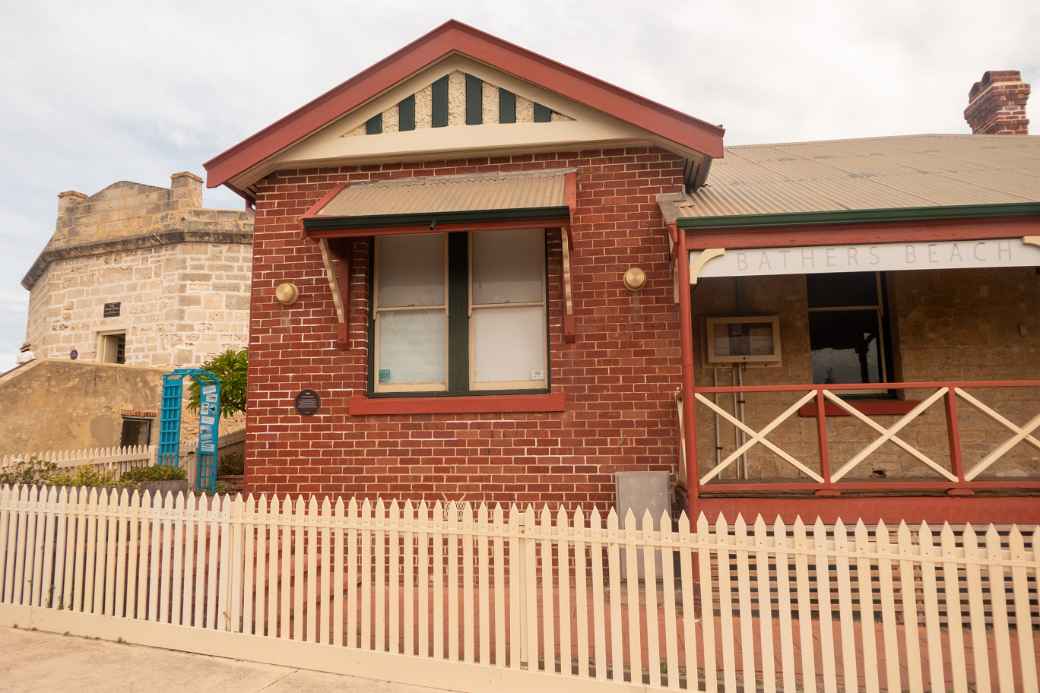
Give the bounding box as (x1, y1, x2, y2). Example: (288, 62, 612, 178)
(0, 485, 1037, 691)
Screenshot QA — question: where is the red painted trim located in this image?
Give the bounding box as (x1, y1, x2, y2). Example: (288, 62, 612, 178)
(675, 223, 699, 514)
(695, 379, 1040, 394)
(205, 20, 724, 188)
(702, 480, 1040, 493)
(306, 217, 570, 239)
(798, 398, 922, 418)
(945, 390, 966, 484)
(348, 391, 566, 416)
(695, 496, 1040, 525)
(684, 215, 1039, 250)
(302, 181, 349, 220)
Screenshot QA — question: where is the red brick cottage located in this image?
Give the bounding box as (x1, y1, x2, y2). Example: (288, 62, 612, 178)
(205, 21, 1040, 524)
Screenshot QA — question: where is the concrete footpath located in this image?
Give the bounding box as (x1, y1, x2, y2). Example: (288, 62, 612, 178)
(0, 627, 459, 692)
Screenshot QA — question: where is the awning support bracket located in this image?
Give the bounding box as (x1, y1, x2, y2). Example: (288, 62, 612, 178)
(318, 238, 351, 349)
(561, 171, 577, 343)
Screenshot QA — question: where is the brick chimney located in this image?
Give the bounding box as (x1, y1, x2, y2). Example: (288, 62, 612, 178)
(964, 70, 1030, 135)
(170, 171, 203, 210)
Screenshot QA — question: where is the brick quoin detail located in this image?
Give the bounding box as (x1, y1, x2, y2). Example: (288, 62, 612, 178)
(246, 147, 685, 510)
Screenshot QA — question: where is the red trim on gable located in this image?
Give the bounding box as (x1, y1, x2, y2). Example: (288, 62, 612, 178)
(205, 20, 724, 188)
(348, 392, 566, 416)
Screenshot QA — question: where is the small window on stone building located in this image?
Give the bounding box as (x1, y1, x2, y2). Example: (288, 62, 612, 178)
(103, 302, 121, 318)
(807, 272, 893, 391)
(99, 332, 127, 364)
(120, 417, 152, 447)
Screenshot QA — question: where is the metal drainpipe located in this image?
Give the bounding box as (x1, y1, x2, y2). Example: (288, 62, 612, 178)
(675, 225, 699, 516)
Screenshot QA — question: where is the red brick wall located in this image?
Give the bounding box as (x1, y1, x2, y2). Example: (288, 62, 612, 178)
(246, 147, 685, 509)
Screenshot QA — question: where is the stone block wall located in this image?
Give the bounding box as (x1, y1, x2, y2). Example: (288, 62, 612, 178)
(26, 241, 252, 368)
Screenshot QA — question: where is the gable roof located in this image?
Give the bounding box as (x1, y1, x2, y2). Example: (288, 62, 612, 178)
(659, 134, 1040, 226)
(203, 20, 724, 194)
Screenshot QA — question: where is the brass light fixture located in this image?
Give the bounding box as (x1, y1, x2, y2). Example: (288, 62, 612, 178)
(275, 282, 300, 305)
(623, 267, 647, 291)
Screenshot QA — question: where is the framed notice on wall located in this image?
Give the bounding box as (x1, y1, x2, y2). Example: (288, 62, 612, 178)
(705, 316, 782, 365)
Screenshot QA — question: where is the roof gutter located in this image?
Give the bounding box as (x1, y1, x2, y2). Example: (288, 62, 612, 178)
(302, 205, 571, 233)
(676, 201, 1040, 230)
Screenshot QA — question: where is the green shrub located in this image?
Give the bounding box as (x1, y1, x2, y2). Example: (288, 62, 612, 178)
(43, 466, 129, 488)
(0, 457, 58, 485)
(188, 348, 247, 418)
(217, 452, 244, 477)
(120, 465, 187, 483)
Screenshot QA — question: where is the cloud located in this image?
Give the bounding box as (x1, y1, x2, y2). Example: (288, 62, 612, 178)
(0, 0, 1037, 371)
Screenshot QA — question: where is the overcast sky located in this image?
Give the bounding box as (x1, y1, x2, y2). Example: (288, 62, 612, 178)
(1, 1, 1037, 369)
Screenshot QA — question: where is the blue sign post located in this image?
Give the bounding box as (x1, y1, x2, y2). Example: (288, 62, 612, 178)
(157, 368, 222, 493)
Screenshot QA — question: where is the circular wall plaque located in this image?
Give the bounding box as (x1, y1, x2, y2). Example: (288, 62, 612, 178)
(294, 389, 321, 416)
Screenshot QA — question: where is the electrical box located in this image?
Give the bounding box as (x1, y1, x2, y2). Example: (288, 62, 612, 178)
(705, 315, 782, 365)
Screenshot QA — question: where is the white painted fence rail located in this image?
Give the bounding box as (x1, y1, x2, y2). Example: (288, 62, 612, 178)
(0, 445, 154, 479)
(0, 485, 1037, 692)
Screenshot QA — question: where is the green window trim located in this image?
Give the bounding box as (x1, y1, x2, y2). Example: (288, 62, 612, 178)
(431, 76, 449, 128)
(498, 89, 516, 124)
(465, 74, 483, 125)
(398, 95, 415, 131)
(367, 230, 551, 398)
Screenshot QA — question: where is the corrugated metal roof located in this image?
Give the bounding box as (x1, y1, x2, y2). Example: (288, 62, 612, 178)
(314, 169, 571, 218)
(660, 134, 1040, 220)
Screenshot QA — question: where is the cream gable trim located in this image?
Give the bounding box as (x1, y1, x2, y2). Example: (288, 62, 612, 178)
(233, 55, 680, 188)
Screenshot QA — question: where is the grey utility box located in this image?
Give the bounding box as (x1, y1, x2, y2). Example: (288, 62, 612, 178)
(614, 471, 671, 580)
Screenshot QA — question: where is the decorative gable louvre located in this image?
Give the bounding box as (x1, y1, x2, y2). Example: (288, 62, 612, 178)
(347, 70, 573, 137)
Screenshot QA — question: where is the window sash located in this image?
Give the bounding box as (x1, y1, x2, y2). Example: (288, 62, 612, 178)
(808, 272, 892, 391)
(468, 231, 547, 391)
(372, 234, 449, 393)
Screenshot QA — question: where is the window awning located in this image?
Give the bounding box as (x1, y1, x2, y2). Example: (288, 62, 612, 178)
(302, 169, 576, 236)
(307, 168, 579, 349)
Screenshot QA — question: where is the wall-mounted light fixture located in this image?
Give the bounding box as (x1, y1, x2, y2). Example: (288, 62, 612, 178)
(623, 267, 647, 291)
(275, 282, 300, 306)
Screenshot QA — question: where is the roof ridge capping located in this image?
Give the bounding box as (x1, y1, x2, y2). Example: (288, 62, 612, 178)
(203, 19, 724, 194)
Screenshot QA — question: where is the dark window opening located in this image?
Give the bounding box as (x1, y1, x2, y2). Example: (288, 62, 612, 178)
(398, 95, 415, 131)
(533, 103, 553, 122)
(498, 89, 516, 123)
(807, 272, 892, 390)
(365, 114, 383, 134)
(99, 332, 126, 364)
(103, 302, 121, 318)
(120, 417, 152, 447)
(465, 74, 482, 125)
(431, 76, 449, 127)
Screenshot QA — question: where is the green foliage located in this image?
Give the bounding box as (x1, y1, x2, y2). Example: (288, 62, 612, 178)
(120, 465, 187, 483)
(0, 457, 58, 485)
(188, 348, 248, 418)
(217, 451, 244, 477)
(44, 466, 129, 489)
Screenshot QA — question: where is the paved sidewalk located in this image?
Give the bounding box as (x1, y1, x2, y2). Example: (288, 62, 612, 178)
(0, 627, 458, 692)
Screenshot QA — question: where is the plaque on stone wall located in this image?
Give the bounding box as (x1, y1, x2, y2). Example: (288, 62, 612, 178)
(294, 389, 321, 416)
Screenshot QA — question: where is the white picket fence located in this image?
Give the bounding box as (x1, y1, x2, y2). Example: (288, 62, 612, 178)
(0, 445, 154, 479)
(0, 485, 1037, 692)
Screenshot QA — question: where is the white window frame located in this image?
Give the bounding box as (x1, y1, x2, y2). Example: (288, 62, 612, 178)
(467, 230, 548, 391)
(371, 233, 450, 393)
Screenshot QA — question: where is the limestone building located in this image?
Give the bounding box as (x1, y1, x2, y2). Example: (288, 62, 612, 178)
(0, 173, 253, 455)
(21, 171, 253, 368)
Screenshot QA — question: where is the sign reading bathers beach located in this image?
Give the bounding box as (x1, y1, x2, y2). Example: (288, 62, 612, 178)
(690, 238, 1040, 280)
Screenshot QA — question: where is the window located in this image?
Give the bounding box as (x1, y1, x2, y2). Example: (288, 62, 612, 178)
(372, 230, 548, 395)
(120, 417, 152, 447)
(98, 331, 126, 364)
(807, 272, 892, 389)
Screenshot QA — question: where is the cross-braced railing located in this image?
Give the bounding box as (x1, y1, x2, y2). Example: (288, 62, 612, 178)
(689, 380, 1040, 496)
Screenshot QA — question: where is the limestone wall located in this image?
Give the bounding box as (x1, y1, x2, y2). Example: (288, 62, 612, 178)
(692, 267, 1040, 482)
(26, 241, 251, 368)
